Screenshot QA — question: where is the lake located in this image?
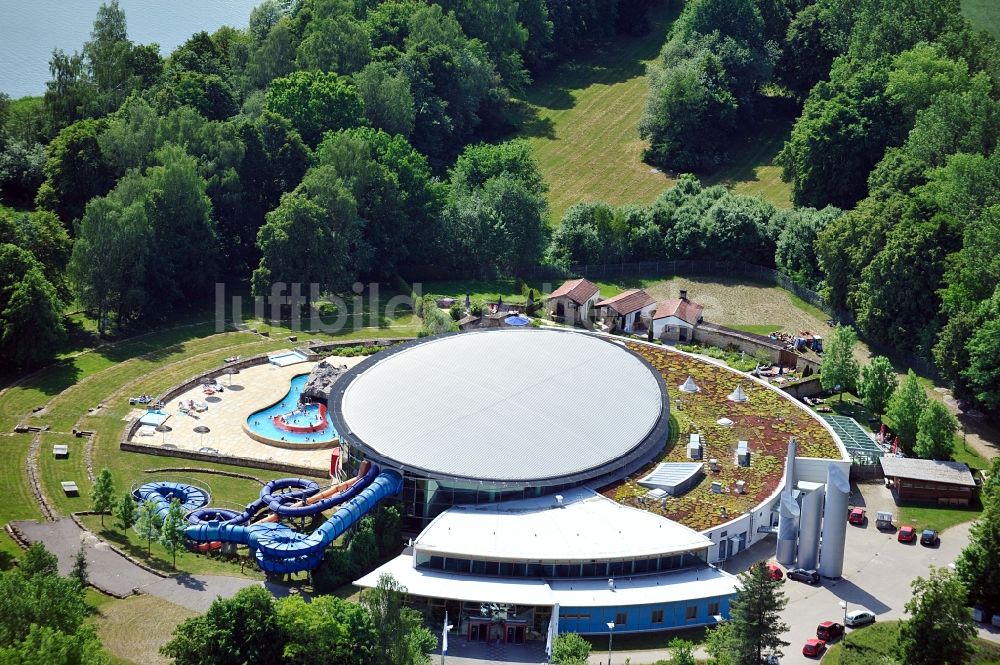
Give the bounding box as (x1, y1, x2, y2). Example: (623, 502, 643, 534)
(0, 0, 260, 99)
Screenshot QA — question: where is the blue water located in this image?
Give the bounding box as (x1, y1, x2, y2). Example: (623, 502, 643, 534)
(0, 0, 258, 98)
(270, 350, 308, 366)
(247, 374, 338, 445)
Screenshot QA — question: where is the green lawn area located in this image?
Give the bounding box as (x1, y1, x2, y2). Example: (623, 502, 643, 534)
(725, 324, 782, 336)
(897, 502, 983, 534)
(0, 286, 417, 569)
(80, 513, 266, 579)
(0, 435, 37, 567)
(419, 279, 551, 304)
(822, 620, 1000, 664)
(517, 2, 793, 222)
(963, 0, 1000, 37)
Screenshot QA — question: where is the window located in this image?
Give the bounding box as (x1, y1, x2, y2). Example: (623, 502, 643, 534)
(615, 612, 628, 626)
(708, 601, 720, 617)
(651, 610, 664, 624)
(685, 606, 697, 620)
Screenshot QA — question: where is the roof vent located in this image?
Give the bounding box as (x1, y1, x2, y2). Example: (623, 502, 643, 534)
(554, 494, 564, 506)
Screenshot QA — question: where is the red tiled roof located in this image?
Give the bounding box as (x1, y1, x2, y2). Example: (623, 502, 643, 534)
(652, 298, 704, 325)
(595, 289, 655, 315)
(546, 278, 600, 305)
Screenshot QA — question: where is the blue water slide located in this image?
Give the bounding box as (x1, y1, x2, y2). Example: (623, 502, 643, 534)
(134, 481, 209, 522)
(266, 464, 379, 518)
(183, 468, 403, 574)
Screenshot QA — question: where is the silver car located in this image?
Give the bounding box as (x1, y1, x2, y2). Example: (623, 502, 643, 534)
(845, 609, 876, 627)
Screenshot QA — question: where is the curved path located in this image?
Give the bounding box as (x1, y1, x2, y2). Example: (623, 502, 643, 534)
(11, 518, 274, 613)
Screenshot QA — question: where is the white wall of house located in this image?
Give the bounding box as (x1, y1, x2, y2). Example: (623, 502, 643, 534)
(651, 315, 695, 339)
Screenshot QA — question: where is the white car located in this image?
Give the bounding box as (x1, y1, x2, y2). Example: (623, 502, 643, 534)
(845, 609, 876, 627)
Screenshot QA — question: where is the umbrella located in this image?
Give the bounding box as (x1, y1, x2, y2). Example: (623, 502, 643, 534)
(194, 425, 210, 446)
(226, 367, 240, 386)
(155, 424, 171, 445)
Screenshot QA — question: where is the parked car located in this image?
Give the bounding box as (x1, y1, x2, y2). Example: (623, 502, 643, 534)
(845, 609, 876, 627)
(875, 511, 894, 530)
(920, 529, 940, 546)
(802, 638, 827, 658)
(817, 621, 845, 641)
(898, 525, 916, 542)
(848, 507, 865, 525)
(787, 568, 821, 584)
(764, 563, 784, 580)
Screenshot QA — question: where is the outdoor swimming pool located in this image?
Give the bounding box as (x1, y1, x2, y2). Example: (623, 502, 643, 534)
(246, 374, 338, 445)
(269, 350, 309, 367)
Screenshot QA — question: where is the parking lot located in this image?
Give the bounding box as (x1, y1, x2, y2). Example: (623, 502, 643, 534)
(773, 481, 984, 664)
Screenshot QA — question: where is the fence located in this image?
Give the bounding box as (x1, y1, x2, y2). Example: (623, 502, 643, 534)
(516, 259, 844, 320)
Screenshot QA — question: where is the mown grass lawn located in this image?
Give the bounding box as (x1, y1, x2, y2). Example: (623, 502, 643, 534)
(89, 592, 196, 665)
(962, 0, 1000, 38)
(897, 502, 983, 535)
(517, 2, 793, 222)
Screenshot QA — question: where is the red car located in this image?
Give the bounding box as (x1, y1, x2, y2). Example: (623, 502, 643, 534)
(898, 525, 916, 542)
(848, 507, 865, 525)
(803, 638, 827, 658)
(817, 621, 845, 641)
(765, 563, 784, 580)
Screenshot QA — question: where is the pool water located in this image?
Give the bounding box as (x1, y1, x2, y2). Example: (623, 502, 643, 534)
(247, 374, 338, 444)
(269, 350, 309, 367)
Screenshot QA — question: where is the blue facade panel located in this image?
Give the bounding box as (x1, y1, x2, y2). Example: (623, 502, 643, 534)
(558, 595, 732, 634)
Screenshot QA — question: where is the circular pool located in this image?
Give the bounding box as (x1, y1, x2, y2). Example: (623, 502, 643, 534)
(245, 374, 339, 449)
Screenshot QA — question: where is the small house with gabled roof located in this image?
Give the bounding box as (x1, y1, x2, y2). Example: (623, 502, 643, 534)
(651, 290, 704, 342)
(595, 289, 657, 333)
(545, 278, 600, 326)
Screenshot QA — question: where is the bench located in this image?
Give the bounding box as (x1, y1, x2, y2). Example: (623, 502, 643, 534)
(53, 445, 69, 458)
(60, 481, 79, 496)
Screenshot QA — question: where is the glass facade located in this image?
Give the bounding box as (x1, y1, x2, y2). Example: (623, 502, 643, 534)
(415, 550, 708, 579)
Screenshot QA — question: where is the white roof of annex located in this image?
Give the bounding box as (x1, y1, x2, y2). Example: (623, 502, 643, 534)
(336, 329, 665, 483)
(356, 554, 739, 607)
(413, 488, 712, 562)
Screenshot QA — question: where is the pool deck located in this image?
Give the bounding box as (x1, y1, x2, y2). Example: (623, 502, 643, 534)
(127, 358, 365, 474)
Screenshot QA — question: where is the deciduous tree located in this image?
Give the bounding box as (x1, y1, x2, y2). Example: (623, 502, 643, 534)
(161, 586, 283, 665)
(159, 499, 187, 569)
(135, 499, 162, 555)
(914, 400, 957, 460)
(90, 468, 114, 526)
(886, 369, 928, 455)
(113, 492, 137, 534)
(895, 567, 975, 665)
(551, 632, 590, 665)
(858, 356, 897, 416)
(956, 458, 1000, 617)
(820, 325, 859, 399)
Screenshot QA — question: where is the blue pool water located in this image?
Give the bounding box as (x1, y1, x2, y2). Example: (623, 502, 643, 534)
(247, 374, 338, 444)
(269, 350, 309, 367)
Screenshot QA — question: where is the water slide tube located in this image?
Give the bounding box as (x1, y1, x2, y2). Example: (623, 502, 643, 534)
(184, 466, 402, 574)
(133, 481, 209, 522)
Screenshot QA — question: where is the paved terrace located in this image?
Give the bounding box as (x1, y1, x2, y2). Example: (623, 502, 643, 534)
(125, 358, 364, 473)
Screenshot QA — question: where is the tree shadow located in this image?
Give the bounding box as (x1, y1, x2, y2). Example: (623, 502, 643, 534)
(824, 578, 893, 615)
(517, 2, 681, 113)
(505, 100, 556, 139)
(172, 573, 206, 590)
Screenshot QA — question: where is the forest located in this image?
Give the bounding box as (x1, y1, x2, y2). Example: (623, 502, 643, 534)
(0, 0, 998, 412)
